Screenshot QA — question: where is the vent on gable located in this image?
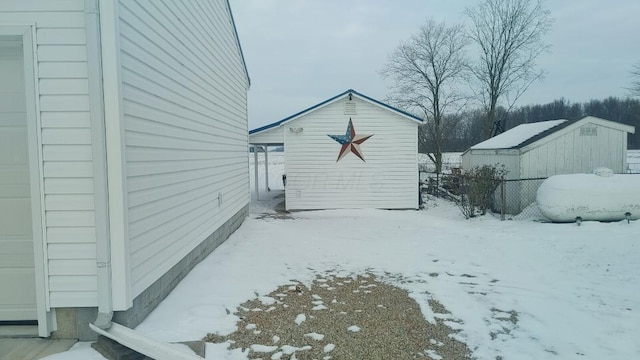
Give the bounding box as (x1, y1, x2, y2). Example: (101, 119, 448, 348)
(580, 125, 597, 136)
(344, 101, 357, 115)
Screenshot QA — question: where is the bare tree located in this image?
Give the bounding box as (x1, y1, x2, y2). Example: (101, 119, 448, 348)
(630, 62, 640, 97)
(382, 19, 468, 174)
(465, 0, 553, 139)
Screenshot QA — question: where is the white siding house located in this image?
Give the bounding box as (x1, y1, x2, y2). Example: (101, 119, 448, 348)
(0, 0, 249, 340)
(461, 116, 635, 213)
(250, 90, 423, 210)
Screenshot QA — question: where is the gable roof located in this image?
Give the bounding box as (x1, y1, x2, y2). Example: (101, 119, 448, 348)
(249, 89, 423, 135)
(468, 116, 635, 151)
(471, 119, 569, 150)
(225, 0, 250, 86)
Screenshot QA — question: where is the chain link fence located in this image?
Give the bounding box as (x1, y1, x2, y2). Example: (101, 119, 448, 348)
(420, 172, 548, 219)
(628, 150, 640, 173)
(419, 171, 462, 203)
(495, 178, 547, 219)
(421, 151, 640, 219)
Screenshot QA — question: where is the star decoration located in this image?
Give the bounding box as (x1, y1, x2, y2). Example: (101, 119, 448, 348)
(327, 118, 373, 162)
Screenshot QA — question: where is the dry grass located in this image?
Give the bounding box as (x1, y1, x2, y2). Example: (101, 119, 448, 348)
(204, 274, 471, 359)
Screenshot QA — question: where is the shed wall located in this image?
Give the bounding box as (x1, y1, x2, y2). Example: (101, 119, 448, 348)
(0, 0, 99, 307)
(117, 0, 249, 298)
(285, 97, 418, 210)
(521, 123, 627, 177)
(461, 151, 520, 180)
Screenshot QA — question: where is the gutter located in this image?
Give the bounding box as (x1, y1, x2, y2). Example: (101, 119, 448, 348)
(85, 0, 113, 329)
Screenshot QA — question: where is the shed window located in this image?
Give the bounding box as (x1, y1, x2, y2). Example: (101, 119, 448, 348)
(344, 101, 357, 115)
(580, 126, 597, 136)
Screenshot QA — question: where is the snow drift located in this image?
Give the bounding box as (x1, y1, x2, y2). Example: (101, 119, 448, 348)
(536, 170, 640, 222)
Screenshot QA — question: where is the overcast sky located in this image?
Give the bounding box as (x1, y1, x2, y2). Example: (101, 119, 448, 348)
(229, 0, 640, 130)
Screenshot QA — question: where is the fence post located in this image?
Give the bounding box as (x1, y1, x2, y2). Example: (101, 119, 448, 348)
(500, 180, 505, 221)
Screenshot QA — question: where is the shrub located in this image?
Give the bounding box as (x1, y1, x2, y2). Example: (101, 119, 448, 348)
(458, 164, 507, 218)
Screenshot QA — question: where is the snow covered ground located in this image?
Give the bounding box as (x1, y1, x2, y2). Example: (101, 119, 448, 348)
(46, 152, 639, 360)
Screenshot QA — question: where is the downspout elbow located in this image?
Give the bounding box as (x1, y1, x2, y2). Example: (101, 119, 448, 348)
(94, 313, 113, 330)
(94, 261, 113, 329)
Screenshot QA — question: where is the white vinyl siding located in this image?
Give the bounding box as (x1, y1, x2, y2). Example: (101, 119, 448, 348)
(285, 97, 418, 210)
(461, 151, 520, 180)
(250, 127, 284, 145)
(117, 0, 249, 297)
(0, 0, 98, 307)
(520, 122, 627, 178)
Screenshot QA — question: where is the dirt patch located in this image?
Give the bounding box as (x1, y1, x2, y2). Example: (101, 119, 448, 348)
(204, 274, 471, 359)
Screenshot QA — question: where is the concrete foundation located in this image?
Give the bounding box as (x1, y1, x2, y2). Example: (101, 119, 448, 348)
(52, 307, 98, 340)
(53, 204, 248, 341)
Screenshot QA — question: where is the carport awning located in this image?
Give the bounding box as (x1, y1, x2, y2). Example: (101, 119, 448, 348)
(250, 142, 283, 146)
(249, 122, 284, 147)
(250, 144, 283, 201)
(249, 119, 284, 201)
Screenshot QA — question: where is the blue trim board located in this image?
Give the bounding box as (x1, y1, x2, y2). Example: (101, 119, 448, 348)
(249, 89, 424, 134)
(250, 90, 349, 134)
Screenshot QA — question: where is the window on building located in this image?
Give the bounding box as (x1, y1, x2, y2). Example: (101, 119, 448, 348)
(580, 125, 597, 136)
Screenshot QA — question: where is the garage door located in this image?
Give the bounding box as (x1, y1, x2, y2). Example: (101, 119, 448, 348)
(0, 42, 37, 321)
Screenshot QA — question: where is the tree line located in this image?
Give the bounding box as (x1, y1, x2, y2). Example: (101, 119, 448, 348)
(420, 96, 640, 153)
(382, 0, 640, 171)
(382, 0, 553, 174)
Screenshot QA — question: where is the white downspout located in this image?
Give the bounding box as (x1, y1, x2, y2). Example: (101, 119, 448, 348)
(85, 0, 113, 329)
(82, 2, 209, 358)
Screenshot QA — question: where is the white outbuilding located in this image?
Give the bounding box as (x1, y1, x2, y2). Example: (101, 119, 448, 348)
(461, 116, 635, 214)
(0, 0, 250, 344)
(250, 89, 423, 210)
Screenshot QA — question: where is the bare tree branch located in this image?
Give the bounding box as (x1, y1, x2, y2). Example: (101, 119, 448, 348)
(465, 0, 553, 139)
(629, 62, 640, 97)
(381, 19, 468, 174)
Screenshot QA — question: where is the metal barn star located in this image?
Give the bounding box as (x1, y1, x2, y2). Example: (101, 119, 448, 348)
(327, 118, 373, 162)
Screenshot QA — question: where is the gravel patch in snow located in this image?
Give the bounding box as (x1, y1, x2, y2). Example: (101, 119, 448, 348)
(204, 273, 471, 359)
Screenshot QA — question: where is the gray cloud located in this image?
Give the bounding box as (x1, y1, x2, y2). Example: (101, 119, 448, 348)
(230, 0, 640, 129)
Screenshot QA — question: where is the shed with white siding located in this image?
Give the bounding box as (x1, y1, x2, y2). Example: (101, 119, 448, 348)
(461, 116, 635, 214)
(0, 0, 249, 340)
(250, 89, 423, 210)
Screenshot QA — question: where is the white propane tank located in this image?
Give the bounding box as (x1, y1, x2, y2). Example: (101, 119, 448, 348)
(536, 168, 640, 222)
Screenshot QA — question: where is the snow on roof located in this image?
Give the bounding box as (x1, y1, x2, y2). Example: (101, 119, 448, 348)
(471, 119, 567, 150)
